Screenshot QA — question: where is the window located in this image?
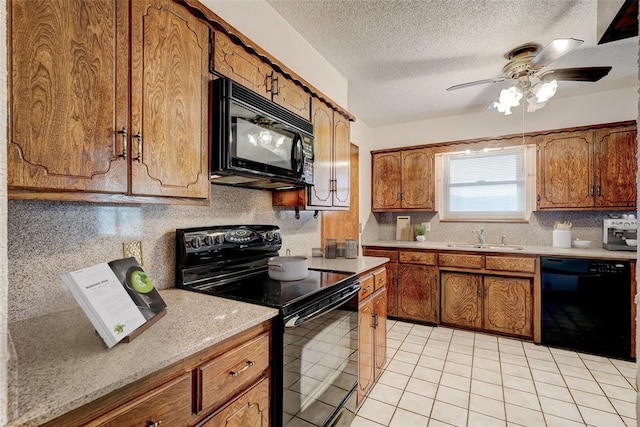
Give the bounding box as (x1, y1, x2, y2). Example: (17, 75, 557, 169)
(437, 146, 534, 221)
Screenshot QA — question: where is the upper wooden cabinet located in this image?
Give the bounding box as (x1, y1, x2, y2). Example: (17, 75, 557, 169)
(9, 0, 210, 203)
(212, 31, 311, 120)
(536, 124, 637, 210)
(308, 101, 351, 208)
(371, 147, 434, 212)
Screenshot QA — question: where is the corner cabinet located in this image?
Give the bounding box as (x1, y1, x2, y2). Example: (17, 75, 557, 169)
(9, 0, 210, 203)
(371, 147, 434, 212)
(536, 123, 637, 210)
(45, 322, 271, 427)
(357, 268, 387, 406)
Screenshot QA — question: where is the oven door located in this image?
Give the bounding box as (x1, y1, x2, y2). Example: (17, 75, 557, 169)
(281, 282, 360, 427)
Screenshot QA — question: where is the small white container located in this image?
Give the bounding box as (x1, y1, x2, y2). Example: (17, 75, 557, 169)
(553, 229, 572, 248)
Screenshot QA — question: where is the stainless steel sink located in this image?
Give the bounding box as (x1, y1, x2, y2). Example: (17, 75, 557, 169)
(446, 243, 524, 251)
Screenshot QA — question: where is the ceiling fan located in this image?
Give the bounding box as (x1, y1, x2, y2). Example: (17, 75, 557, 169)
(447, 38, 612, 115)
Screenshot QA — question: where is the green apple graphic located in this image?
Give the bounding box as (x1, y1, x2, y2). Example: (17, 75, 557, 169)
(130, 270, 154, 294)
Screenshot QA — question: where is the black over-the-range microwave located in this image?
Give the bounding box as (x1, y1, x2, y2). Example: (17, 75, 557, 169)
(210, 77, 314, 190)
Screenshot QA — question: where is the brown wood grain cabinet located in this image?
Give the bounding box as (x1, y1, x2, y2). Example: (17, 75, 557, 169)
(439, 252, 536, 339)
(397, 264, 439, 323)
(357, 268, 387, 405)
(9, 0, 210, 203)
(212, 31, 310, 121)
(362, 249, 398, 316)
(44, 322, 271, 427)
(308, 101, 351, 208)
(537, 124, 637, 210)
(371, 147, 434, 212)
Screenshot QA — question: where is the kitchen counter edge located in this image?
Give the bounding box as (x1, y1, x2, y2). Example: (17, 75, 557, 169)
(361, 240, 637, 260)
(307, 256, 391, 274)
(7, 289, 279, 427)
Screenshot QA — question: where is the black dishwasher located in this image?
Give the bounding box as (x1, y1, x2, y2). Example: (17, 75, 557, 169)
(541, 257, 632, 360)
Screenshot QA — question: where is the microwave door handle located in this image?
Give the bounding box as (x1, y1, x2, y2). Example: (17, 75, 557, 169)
(291, 133, 303, 178)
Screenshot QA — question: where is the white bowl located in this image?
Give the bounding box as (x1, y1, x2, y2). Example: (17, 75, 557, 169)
(625, 239, 637, 247)
(572, 239, 591, 249)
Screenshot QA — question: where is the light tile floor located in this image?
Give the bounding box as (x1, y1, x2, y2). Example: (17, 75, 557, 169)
(352, 320, 637, 427)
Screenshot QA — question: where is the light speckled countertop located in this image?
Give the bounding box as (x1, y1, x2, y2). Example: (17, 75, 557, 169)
(307, 256, 390, 274)
(362, 240, 637, 260)
(7, 289, 279, 427)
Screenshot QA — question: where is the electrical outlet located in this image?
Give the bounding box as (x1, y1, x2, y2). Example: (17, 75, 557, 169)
(123, 241, 143, 265)
(422, 222, 431, 232)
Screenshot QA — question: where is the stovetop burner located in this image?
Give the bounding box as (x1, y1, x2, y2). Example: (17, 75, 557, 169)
(175, 225, 357, 314)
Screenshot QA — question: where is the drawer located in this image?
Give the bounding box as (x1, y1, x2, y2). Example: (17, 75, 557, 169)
(373, 268, 387, 291)
(199, 332, 269, 413)
(399, 251, 436, 265)
(199, 377, 269, 426)
(359, 274, 375, 299)
(93, 373, 192, 426)
(363, 248, 398, 262)
(485, 256, 536, 274)
(439, 253, 484, 269)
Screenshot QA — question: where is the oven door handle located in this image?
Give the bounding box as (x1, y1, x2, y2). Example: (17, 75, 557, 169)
(285, 284, 360, 328)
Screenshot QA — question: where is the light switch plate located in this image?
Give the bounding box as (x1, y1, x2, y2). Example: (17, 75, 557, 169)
(123, 241, 143, 265)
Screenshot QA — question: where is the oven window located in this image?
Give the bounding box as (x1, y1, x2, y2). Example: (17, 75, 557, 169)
(283, 303, 358, 426)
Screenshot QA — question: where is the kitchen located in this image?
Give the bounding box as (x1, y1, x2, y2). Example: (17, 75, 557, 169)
(1, 0, 639, 426)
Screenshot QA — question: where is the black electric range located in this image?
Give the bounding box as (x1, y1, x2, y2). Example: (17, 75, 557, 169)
(175, 225, 360, 427)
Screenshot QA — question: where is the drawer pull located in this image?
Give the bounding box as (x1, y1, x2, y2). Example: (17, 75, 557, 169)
(147, 421, 162, 427)
(230, 360, 255, 377)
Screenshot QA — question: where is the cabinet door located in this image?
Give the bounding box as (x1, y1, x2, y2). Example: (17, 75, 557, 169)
(401, 148, 434, 209)
(483, 276, 533, 338)
(332, 112, 351, 207)
(308, 101, 334, 206)
(9, 0, 128, 194)
(357, 299, 375, 405)
(212, 31, 270, 97)
(397, 265, 438, 323)
(537, 131, 594, 209)
(92, 373, 192, 426)
(130, 0, 210, 199)
(440, 272, 482, 330)
(386, 263, 399, 317)
(371, 152, 402, 210)
(271, 71, 311, 120)
(199, 377, 270, 427)
(373, 290, 387, 380)
(595, 126, 637, 208)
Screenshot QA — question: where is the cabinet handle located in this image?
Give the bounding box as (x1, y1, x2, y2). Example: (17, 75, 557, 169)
(590, 185, 594, 196)
(597, 185, 601, 196)
(230, 360, 255, 377)
(147, 421, 162, 427)
(133, 132, 142, 163)
(373, 313, 379, 328)
(116, 127, 127, 159)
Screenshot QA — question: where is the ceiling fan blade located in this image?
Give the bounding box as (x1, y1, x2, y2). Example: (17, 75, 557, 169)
(538, 66, 612, 82)
(446, 77, 508, 91)
(531, 38, 583, 68)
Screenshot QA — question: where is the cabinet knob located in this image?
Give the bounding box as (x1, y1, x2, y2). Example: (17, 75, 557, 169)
(147, 421, 162, 427)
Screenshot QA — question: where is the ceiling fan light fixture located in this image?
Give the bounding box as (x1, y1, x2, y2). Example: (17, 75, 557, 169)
(494, 86, 523, 115)
(526, 95, 547, 112)
(533, 79, 558, 103)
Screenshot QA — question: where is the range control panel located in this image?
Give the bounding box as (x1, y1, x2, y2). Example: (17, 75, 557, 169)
(176, 225, 281, 254)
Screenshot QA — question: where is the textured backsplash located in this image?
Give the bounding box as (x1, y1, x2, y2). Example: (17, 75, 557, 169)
(7, 186, 319, 322)
(370, 210, 622, 247)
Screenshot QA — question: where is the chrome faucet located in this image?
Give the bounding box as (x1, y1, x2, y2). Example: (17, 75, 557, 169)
(473, 228, 487, 245)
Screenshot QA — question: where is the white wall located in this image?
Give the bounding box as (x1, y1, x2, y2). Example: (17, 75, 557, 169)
(371, 87, 638, 149)
(350, 119, 374, 239)
(201, 0, 348, 107)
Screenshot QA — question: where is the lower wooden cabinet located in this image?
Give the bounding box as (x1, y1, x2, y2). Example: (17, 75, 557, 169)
(45, 322, 271, 426)
(198, 377, 270, 427)
(357, 267, 388, 406)
(398, 264, 439, 323)
(441, 271, 533, 338)
(90, 372, 193, 426)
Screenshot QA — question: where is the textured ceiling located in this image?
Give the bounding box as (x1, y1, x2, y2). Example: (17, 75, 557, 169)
(266, 0, 638, 127)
